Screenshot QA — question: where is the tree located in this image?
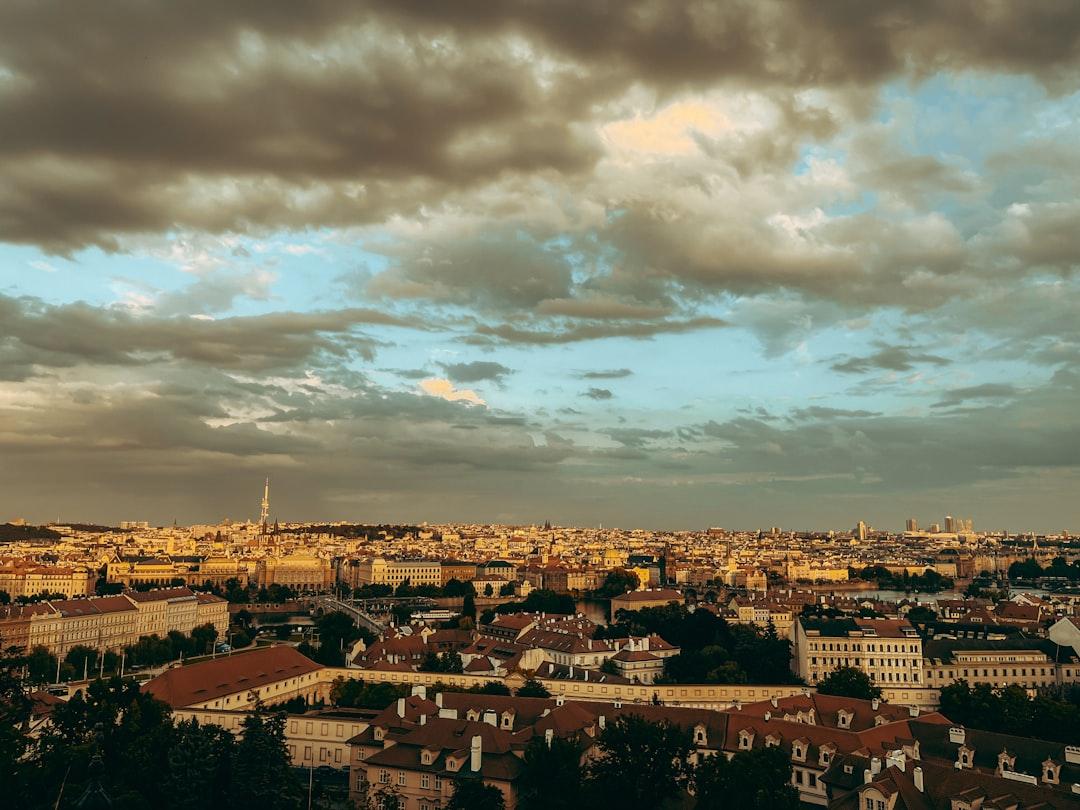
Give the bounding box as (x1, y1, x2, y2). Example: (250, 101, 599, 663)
(694, 745, 799, 810)
(0, 646, 32, 802)
(905, 606, 937, 623)
(166, 719, 236, 810)
(0, 590, 10, 605)
(499, 581, 516, 597)
(230, 702, 300, 810)
(462, 592, 477, 620)
(518, 735, 583, 810)
(446, 779, 506, 810)
(584, 714, 691, 809)
(189, 623, 219, 656)
(817, 666, 882, 700)
(597, 568, 640, 597)
(516, 679, 551, 698)
(25, 645, 58, 685)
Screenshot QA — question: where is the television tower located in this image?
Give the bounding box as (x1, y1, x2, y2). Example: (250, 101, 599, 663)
(259, 477, 270, 533)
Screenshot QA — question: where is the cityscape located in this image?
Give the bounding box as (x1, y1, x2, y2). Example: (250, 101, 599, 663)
(2, 2, 1080, 810)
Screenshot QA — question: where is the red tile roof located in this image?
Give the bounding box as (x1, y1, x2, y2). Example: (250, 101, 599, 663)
(143, 646, 322, 708)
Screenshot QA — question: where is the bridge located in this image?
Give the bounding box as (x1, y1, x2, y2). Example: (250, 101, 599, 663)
(316, 596, 386, 636)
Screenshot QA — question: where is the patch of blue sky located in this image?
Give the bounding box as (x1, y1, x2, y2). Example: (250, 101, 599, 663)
(877, 73, 1078, 169)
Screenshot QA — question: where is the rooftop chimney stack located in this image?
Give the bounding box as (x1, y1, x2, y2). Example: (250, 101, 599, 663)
(545, 728, 553, 748)
(397, 698, 406, 718)
(470, 735, 482, 773)
(913, 766, 924, 792)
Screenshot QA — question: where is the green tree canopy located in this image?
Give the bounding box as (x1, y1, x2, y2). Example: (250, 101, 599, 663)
(584, 714, 691, 809)
(694, 745, 799, 809)
(817, 666, 882, 700)
(446, 779, 506, 810)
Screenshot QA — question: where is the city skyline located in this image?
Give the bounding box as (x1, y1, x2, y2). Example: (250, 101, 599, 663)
(1, 3, 1079, 530)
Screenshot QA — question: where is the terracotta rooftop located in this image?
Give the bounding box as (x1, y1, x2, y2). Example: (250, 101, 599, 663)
(143, 646, 322, 708)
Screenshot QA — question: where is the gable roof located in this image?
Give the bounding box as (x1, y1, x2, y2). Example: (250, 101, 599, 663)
(143, 646, 322, 707)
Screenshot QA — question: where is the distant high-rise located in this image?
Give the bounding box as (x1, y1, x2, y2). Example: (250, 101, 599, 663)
(259, 477, 270, 533)
(945, 515, 957, 533)
(855, 521, 868, 542)
(905, 518, 919, 532)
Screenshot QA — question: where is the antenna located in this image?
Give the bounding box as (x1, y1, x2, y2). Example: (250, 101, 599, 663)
(259, 477, 270, 533)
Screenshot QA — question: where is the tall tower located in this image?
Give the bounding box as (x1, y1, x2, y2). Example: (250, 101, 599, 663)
(259, 477, 270, 533)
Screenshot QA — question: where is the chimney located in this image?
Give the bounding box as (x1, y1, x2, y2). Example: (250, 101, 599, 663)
(913, 766, 924, 792)
(770, 695, 778, 708)
(864, 769, 874, 784)
(419, 713, 427, 725)
(871, 757, 882, 775)
(470, 735, 482, 772)
(598, 715, 606, 730)
(764, 711, 771, 722)
(483, 710, 498, 727)
(908, 705, 919, 718)
(871, 698, 880, 710)
(412, 685, 427, 700)
(569, 665, 574, 678)
(435, 692, 443, 708)
(545, 728, 553, 748)
(397, 697, 406, 718)
(556, 695, 565, 706)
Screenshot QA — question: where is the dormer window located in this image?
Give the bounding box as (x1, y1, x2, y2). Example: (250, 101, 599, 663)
(765, 733, 781, 749)
(957, 746, 973, 769)
(467, 710, 479, 721)
(374, 727, 386, 741)
(739, 729, 754, 750)
(997, 751, 1015, 773)
(837, 710, 853, 729)
(693, 725, 708, 746)
(501, 712, 513, 729)
(820, 747, 835, 767)
(792, 741, 807, 761)
(1043, 759, 1061, 785)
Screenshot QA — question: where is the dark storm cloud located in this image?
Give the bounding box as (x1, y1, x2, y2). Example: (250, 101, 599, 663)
(830, 344, 952, 375)
(583, 388, 614, 400)
(3, 1, 1080, 251)
(439, 361, 514, 384)
(0, 293, 416, 376)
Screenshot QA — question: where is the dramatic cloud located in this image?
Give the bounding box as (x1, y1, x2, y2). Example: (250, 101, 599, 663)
(1, 1, 1079, 528)
(439, 361, 514, 384)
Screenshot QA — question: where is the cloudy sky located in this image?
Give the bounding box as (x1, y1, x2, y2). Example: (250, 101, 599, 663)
(1, 2, 1079, 531)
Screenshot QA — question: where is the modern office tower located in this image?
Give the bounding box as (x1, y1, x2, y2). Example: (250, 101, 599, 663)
(945, 515, 956, 533)
(905, 518, 918, 532)
(855, 521, 868, 542)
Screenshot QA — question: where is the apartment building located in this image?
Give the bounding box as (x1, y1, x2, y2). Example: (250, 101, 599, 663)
(923, 637, 1080, 690)
(354, 557, 442, 588)
(440, 560, 477, 586)
(0, 563, 95, 598)
(794, 618, 924, 687)
(0, 587, 228, 656)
